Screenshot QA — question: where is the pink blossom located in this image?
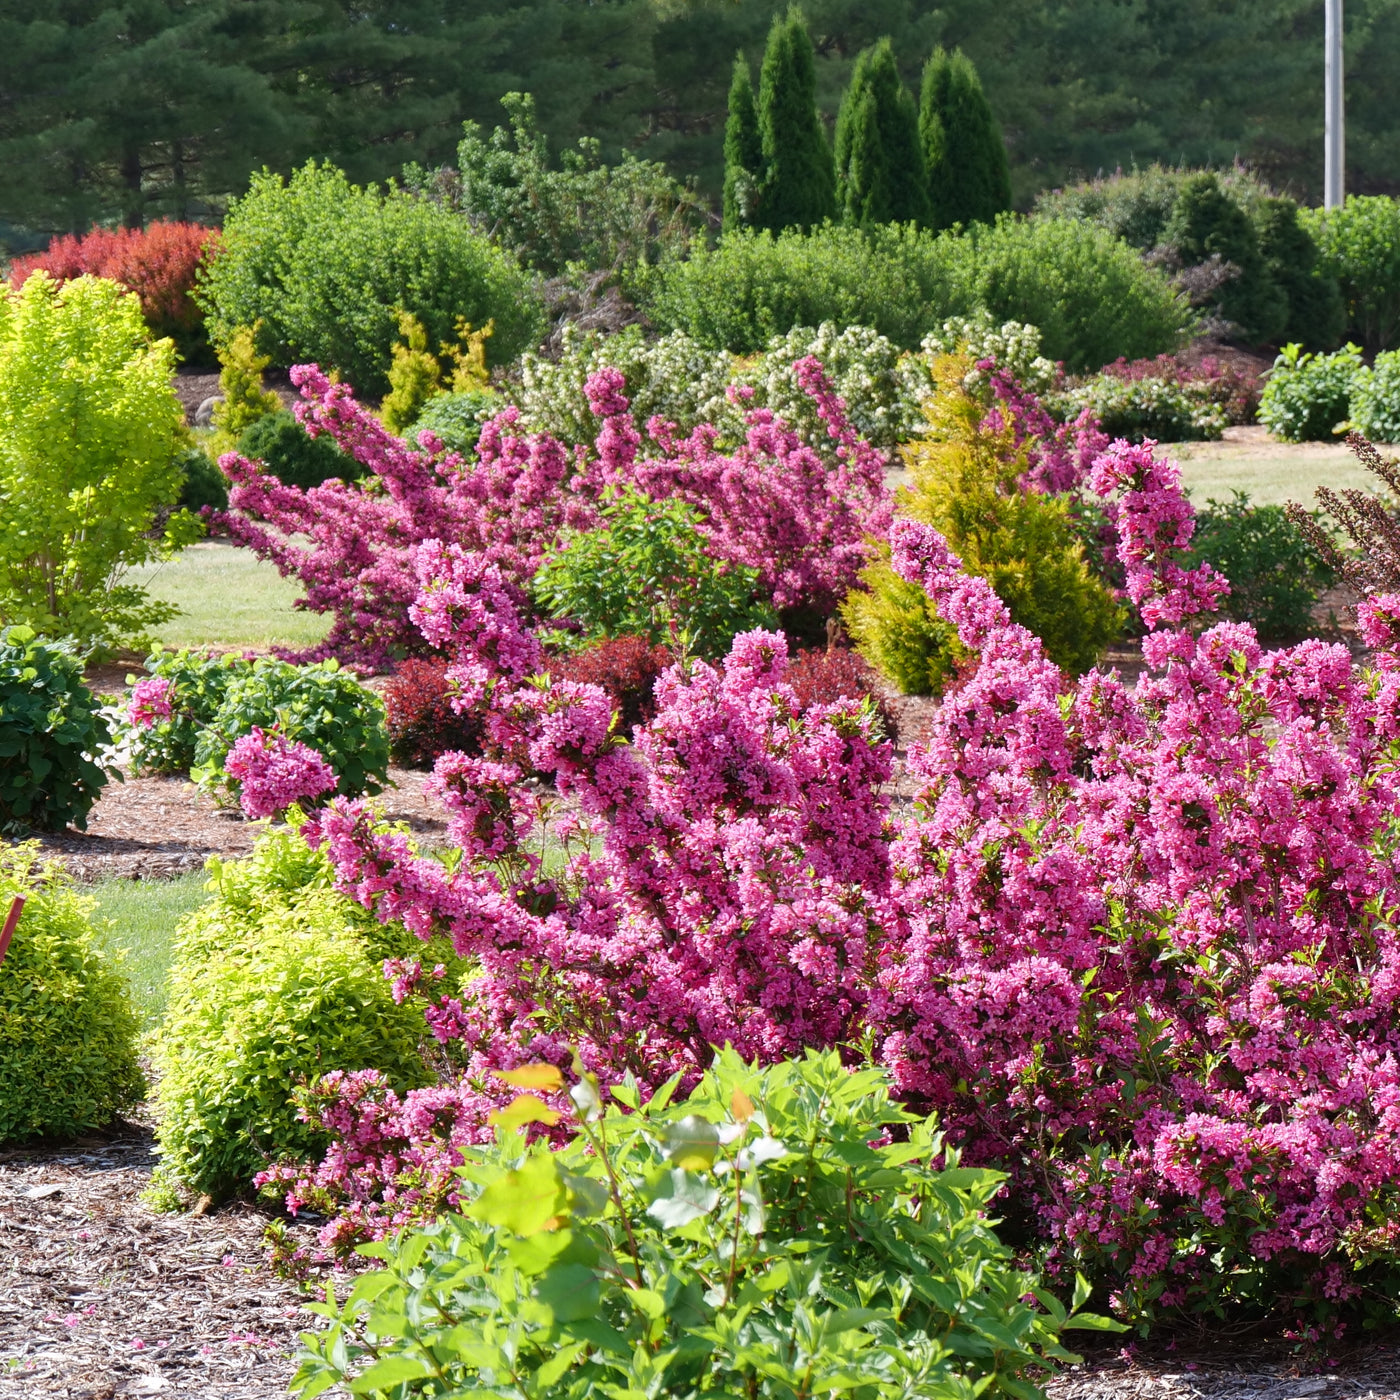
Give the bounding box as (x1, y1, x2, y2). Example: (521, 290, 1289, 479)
(224, 727, 337, 820)
(127, 675, 173, 728)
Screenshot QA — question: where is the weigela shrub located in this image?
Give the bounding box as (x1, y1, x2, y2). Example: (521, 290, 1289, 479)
(533, 490, 777, 659)
(1190, 492, 1337, 643)
(216, 357, 890, 666)
(0, 273, 200, 648)
(0, 628, 113, 833)
(289, 1050, 1116, 1399)
(153, 828, 436, 1202)
(844, 359, 1122, 694)
(1259, 342, 1364, 442)
(124, 648, 252, 775)
(196, 162, 541, 397)
(385, 657, 482, 770)
(10, 220, 218, 354)
(242, 424, 1400, 1330)
(0, 844, 142, 1142)
(189, 658, 389, 805)
(550, 635, 674, 732)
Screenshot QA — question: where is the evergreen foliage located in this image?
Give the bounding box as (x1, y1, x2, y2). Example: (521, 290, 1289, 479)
(920, 48, 1010, 232)
(1253, 196, 1346, 349)
(721, 56, 763, 231)
(755, 9, 835, 233)
(834, 39, 929, 227)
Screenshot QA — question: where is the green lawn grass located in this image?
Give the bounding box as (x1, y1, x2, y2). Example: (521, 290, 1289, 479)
(90, 872, 211, 1027)
(126, 541, 331, 652)
(1174, 436, 1379, 509)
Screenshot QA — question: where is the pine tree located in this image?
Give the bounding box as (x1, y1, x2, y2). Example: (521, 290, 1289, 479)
(834, 39, 928, 227)
(722, 55, 763, 231)
(756, 8, 835, 234)
(919, 47, 1011, 232)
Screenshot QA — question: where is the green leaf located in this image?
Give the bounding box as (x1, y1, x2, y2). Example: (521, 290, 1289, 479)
(347, 1354, 434, 1392)
(534, 1261, 601, 1323)
(647, 1169, 720, 1229)
(469, 1153, 567, 1236)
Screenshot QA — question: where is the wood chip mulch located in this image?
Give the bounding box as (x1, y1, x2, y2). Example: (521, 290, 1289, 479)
(0, 1123, 319, 1399)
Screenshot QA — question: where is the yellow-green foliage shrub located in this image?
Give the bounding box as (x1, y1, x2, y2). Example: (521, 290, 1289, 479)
(845, 358, 1123, 694)
(0, 845, 142, 1142)
(0, 273, 198, 647)
(208, 323, 283, 454)
(153, 827, 450, 1202)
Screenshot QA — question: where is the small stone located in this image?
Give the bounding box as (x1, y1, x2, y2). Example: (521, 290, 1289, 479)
(194, 395, 224, 428)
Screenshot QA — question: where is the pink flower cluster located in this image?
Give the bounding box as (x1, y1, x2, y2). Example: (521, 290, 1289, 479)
(253, 378, 1400, 1329)
(215, 359, 890, 665)
(223, 727, 337, 820)
(127, 676, 173, 728)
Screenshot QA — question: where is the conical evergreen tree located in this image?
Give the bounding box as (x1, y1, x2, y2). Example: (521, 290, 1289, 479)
(722, 55, 763, 232)
(756, 8, 835, 233)
(919, 47, 1011, 232)
(834, 38, 929, 226)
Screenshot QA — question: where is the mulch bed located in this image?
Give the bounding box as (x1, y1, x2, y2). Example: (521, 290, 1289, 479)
(0, 1122, 318, 1399)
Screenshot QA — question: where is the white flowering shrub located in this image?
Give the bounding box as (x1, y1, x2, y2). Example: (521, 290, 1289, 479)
(919, 314, 1060, 397)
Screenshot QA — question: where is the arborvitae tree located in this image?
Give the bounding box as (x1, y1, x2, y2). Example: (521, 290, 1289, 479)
(756, 8, 835, 233)
(834, 38, 928, 227)
(1252, 195, 1345, 350)
(919, 47, 1011, 232)
(722, 56, 763, 231)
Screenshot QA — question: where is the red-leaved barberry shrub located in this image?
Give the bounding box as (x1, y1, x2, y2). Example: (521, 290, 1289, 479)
(384, 657, 481, 769)
(10, 221, 219, 346)
(550, 636, 674, 733)
(786, 646, 892, 732)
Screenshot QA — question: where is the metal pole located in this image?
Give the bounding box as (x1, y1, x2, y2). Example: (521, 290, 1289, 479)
(1325, 0, 1345, 208)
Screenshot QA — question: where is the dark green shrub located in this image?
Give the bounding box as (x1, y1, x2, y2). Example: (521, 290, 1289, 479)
(153, 829, 435, 1202)
(722, 55, 762, 233)
(0, 844, 142, 1143)
(1163, 173, 1286, 344)
(236, 410, 362, 490)
(1258, 342, 1363, 442)
(1253, 197, 1345, 351)
(1303, 196, 1400, 354)
(125, 648, 253, 775)
(409, 389, 501, 458)
(920, 47, 1011, 231)
(190, 658, 389, 803)
(1349, 350, 1400, 444)
(1190, 492, 1336, 643)
(176, 444, 229, 513)
(0, 627, 112, 833)
(533, 491, 777, 660)
(292, 1048, 1116, 1400)
(196, 162, 543, 397)
(947, 217, 1190, 371)
(834, 39, 928, 227)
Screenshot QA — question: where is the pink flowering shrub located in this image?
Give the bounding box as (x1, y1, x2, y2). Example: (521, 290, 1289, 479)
(256, 430, 1400, 1332)
(214, 360, 889, 666)
(223, 727, 337, 820)
(127, 676, 173, 729)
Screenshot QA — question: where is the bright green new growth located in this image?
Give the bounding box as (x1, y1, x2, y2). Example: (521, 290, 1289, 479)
(0, 273, 198, 648)
(846, 358, 1122, 694)
(208, 324, 282, 455)
(834, 39, 929, 228)
(292, 1048, 1118, 1400)
(533, 490, 777, 660)
(722, 56, 763, 232)
(153, 829, 437, 1203)
(756, 9, 836, 233)
(0, 844, 142, 1144)
(0, 628, 112, 833)
(920, 48, 1011, 232)
(196, 162, 542, 397)
(380, 311, 443, 436)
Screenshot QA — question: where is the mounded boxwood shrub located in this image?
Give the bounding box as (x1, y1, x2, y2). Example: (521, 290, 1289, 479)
(648, 217, 1187, 370)
(153, 829, 438, 1202)
(408, 388, 502, 458)
(236, 410, 363, 490)
(0, 627, 112, 833)
(0, 844, 142, 1143)
(196, 162, 543, 397)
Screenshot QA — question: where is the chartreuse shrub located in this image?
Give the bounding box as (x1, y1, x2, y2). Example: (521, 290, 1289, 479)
(845, 359, 1122, 694)
(1258, 342, 1364, 442)
(0, 272, 199, 648)
(1189, 493, 1336, 643)
(196, 162, 542, 397)
(153, 828, 440, 1203)
(190, 658, 389, 803)
(0, 628, 112, 833)
(291, 1049, 1116, 1400)
(533, 490, 777, 660)
(124, 647, 253, 775)
(0, 844, 142, 1142)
